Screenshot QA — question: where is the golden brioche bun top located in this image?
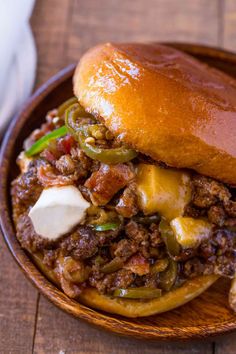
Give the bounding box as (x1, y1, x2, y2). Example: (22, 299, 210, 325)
(74, 43, 236, 184)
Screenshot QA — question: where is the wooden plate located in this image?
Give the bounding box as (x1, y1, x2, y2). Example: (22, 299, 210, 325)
(1, 43, 236, 340)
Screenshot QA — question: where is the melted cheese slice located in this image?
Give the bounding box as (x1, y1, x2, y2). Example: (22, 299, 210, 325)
(29, 185, 90, 240)
(136, 164, 191, 221)
(170, 217, 212, 248)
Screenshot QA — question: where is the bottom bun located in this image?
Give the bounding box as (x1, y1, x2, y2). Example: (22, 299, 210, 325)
(79, 276, 218, 317)
(32, 253, 218, 318)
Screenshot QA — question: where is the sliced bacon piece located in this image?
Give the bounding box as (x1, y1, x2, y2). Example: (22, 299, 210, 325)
(57, 135, 75, 154)
(116, 183, 138, 218)
(41, 149, 58, 164)
(84, 163, 135, 206)
(37, 165, 75, 187)
(124, 253, 150, 276)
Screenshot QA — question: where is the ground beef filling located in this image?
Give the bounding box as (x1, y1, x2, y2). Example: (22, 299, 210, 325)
(11, 109, 236, 299)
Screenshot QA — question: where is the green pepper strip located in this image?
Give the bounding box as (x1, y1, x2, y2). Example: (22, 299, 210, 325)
(113, 287, 162, 299)
(100, 257, 124, 274)
(159, 219, 180, 257)
(78, 129, 138, 164)
(25, 125, 68, 157)
(159, 259, 178, 292)
(57, 97, 78, 117)
(94, 222, 120, 232)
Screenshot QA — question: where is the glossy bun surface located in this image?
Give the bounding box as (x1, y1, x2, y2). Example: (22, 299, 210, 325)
(74, 43, 236, 184)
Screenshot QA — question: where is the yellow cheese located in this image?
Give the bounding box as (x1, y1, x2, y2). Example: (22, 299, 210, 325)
(170, 216, 212, 248)
(136, 164, 191, 221)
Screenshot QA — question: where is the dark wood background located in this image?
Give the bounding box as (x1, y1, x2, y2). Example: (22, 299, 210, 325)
(1, 0, 236, 352)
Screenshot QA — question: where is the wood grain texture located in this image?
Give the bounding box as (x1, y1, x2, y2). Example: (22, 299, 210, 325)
(223, 0, 236, 51)
(215, 332, 236, 354)
(31, 0, 73, 86)
(33, 296, 213, 354)
(0, 234, 38, 353)
(1, 0, 236, 353)
(66, 0, 219, 63)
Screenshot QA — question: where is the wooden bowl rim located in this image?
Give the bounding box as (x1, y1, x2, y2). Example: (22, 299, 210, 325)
(1, 43, 236, 340)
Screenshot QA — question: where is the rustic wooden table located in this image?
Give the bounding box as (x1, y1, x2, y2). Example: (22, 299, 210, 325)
(1, 0, 236, 353)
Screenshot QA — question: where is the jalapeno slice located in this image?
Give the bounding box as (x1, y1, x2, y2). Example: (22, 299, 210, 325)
(159, 219, 180, 257)
(65, 103, 95, 135)
(77, 129, 137, 164)
(65, 103, 137, 163)
(57, 97, 78, 117)
(100, 258, 124, 274)
(133, 214, 160, 225)
(159, 259, 178, 291)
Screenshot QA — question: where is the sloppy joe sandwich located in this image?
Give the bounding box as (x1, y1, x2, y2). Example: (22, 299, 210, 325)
(11, 43, 236, 317)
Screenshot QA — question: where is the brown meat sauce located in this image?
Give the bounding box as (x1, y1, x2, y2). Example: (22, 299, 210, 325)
(11, 108, 236, 299)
